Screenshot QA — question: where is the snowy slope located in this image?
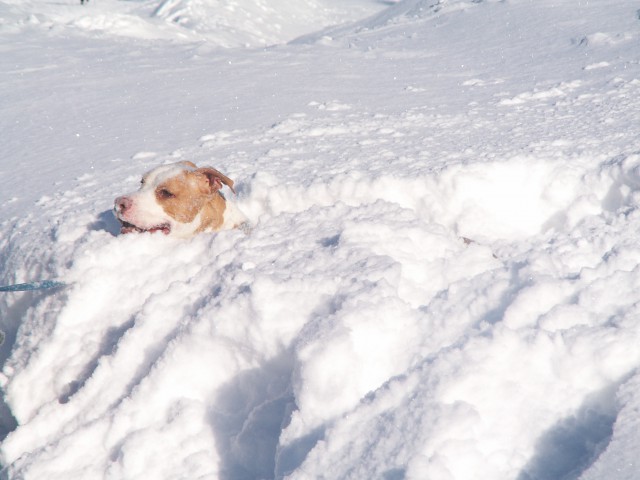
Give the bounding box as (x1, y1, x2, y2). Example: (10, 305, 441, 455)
(1, 0, 640, 479)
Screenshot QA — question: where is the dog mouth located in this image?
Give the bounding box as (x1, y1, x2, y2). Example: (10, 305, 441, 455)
(119, 220, 171, 235)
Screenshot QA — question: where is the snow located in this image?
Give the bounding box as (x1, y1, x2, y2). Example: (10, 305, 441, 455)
(1, 0, 640, 479)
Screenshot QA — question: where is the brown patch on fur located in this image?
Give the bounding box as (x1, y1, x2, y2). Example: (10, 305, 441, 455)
(195, 193, 226, 233)
(156, 170, 227, 229)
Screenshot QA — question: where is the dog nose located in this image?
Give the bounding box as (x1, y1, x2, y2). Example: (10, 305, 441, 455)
(115, 196, 132, 214)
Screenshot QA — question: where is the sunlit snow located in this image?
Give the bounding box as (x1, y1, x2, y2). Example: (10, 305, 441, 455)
(1, 0, 640, 479)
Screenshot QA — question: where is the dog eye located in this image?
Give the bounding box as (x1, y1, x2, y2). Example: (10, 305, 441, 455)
(157, 188, 175, 199)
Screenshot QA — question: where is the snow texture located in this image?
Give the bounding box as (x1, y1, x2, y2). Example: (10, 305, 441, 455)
(1, 0, 640, 479)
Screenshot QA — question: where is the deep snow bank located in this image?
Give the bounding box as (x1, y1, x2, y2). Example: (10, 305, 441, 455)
(5, 146, 640, 479)
(2, 0, 640, 479)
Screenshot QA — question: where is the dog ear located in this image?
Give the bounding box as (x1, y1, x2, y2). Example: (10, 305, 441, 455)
(196, 167, 236, 194)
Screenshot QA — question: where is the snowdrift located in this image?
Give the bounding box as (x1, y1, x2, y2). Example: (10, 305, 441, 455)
(2, 0, 640, 479)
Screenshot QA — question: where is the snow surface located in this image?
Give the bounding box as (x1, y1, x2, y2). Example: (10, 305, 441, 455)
(1, 0, 640, 479)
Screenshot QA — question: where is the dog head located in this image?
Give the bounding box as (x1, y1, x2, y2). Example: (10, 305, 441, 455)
(114, 161, 235, 237)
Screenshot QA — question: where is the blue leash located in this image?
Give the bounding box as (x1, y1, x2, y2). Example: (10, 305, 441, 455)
(0, 280, 66, 292)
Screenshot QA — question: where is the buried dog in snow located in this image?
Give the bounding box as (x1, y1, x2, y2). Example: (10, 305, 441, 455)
(114, 161, 246, 237)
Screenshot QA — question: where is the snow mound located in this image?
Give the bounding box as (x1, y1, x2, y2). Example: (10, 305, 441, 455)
(3, 127, 640, 478)
(151, 0, 380, 47)
(0, 0, 384, 45)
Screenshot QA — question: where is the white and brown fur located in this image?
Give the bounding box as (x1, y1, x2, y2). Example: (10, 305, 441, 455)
(114, 161, 245, 238)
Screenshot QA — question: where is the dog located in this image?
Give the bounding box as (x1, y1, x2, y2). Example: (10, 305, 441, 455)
(114, 161, 245, 237)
